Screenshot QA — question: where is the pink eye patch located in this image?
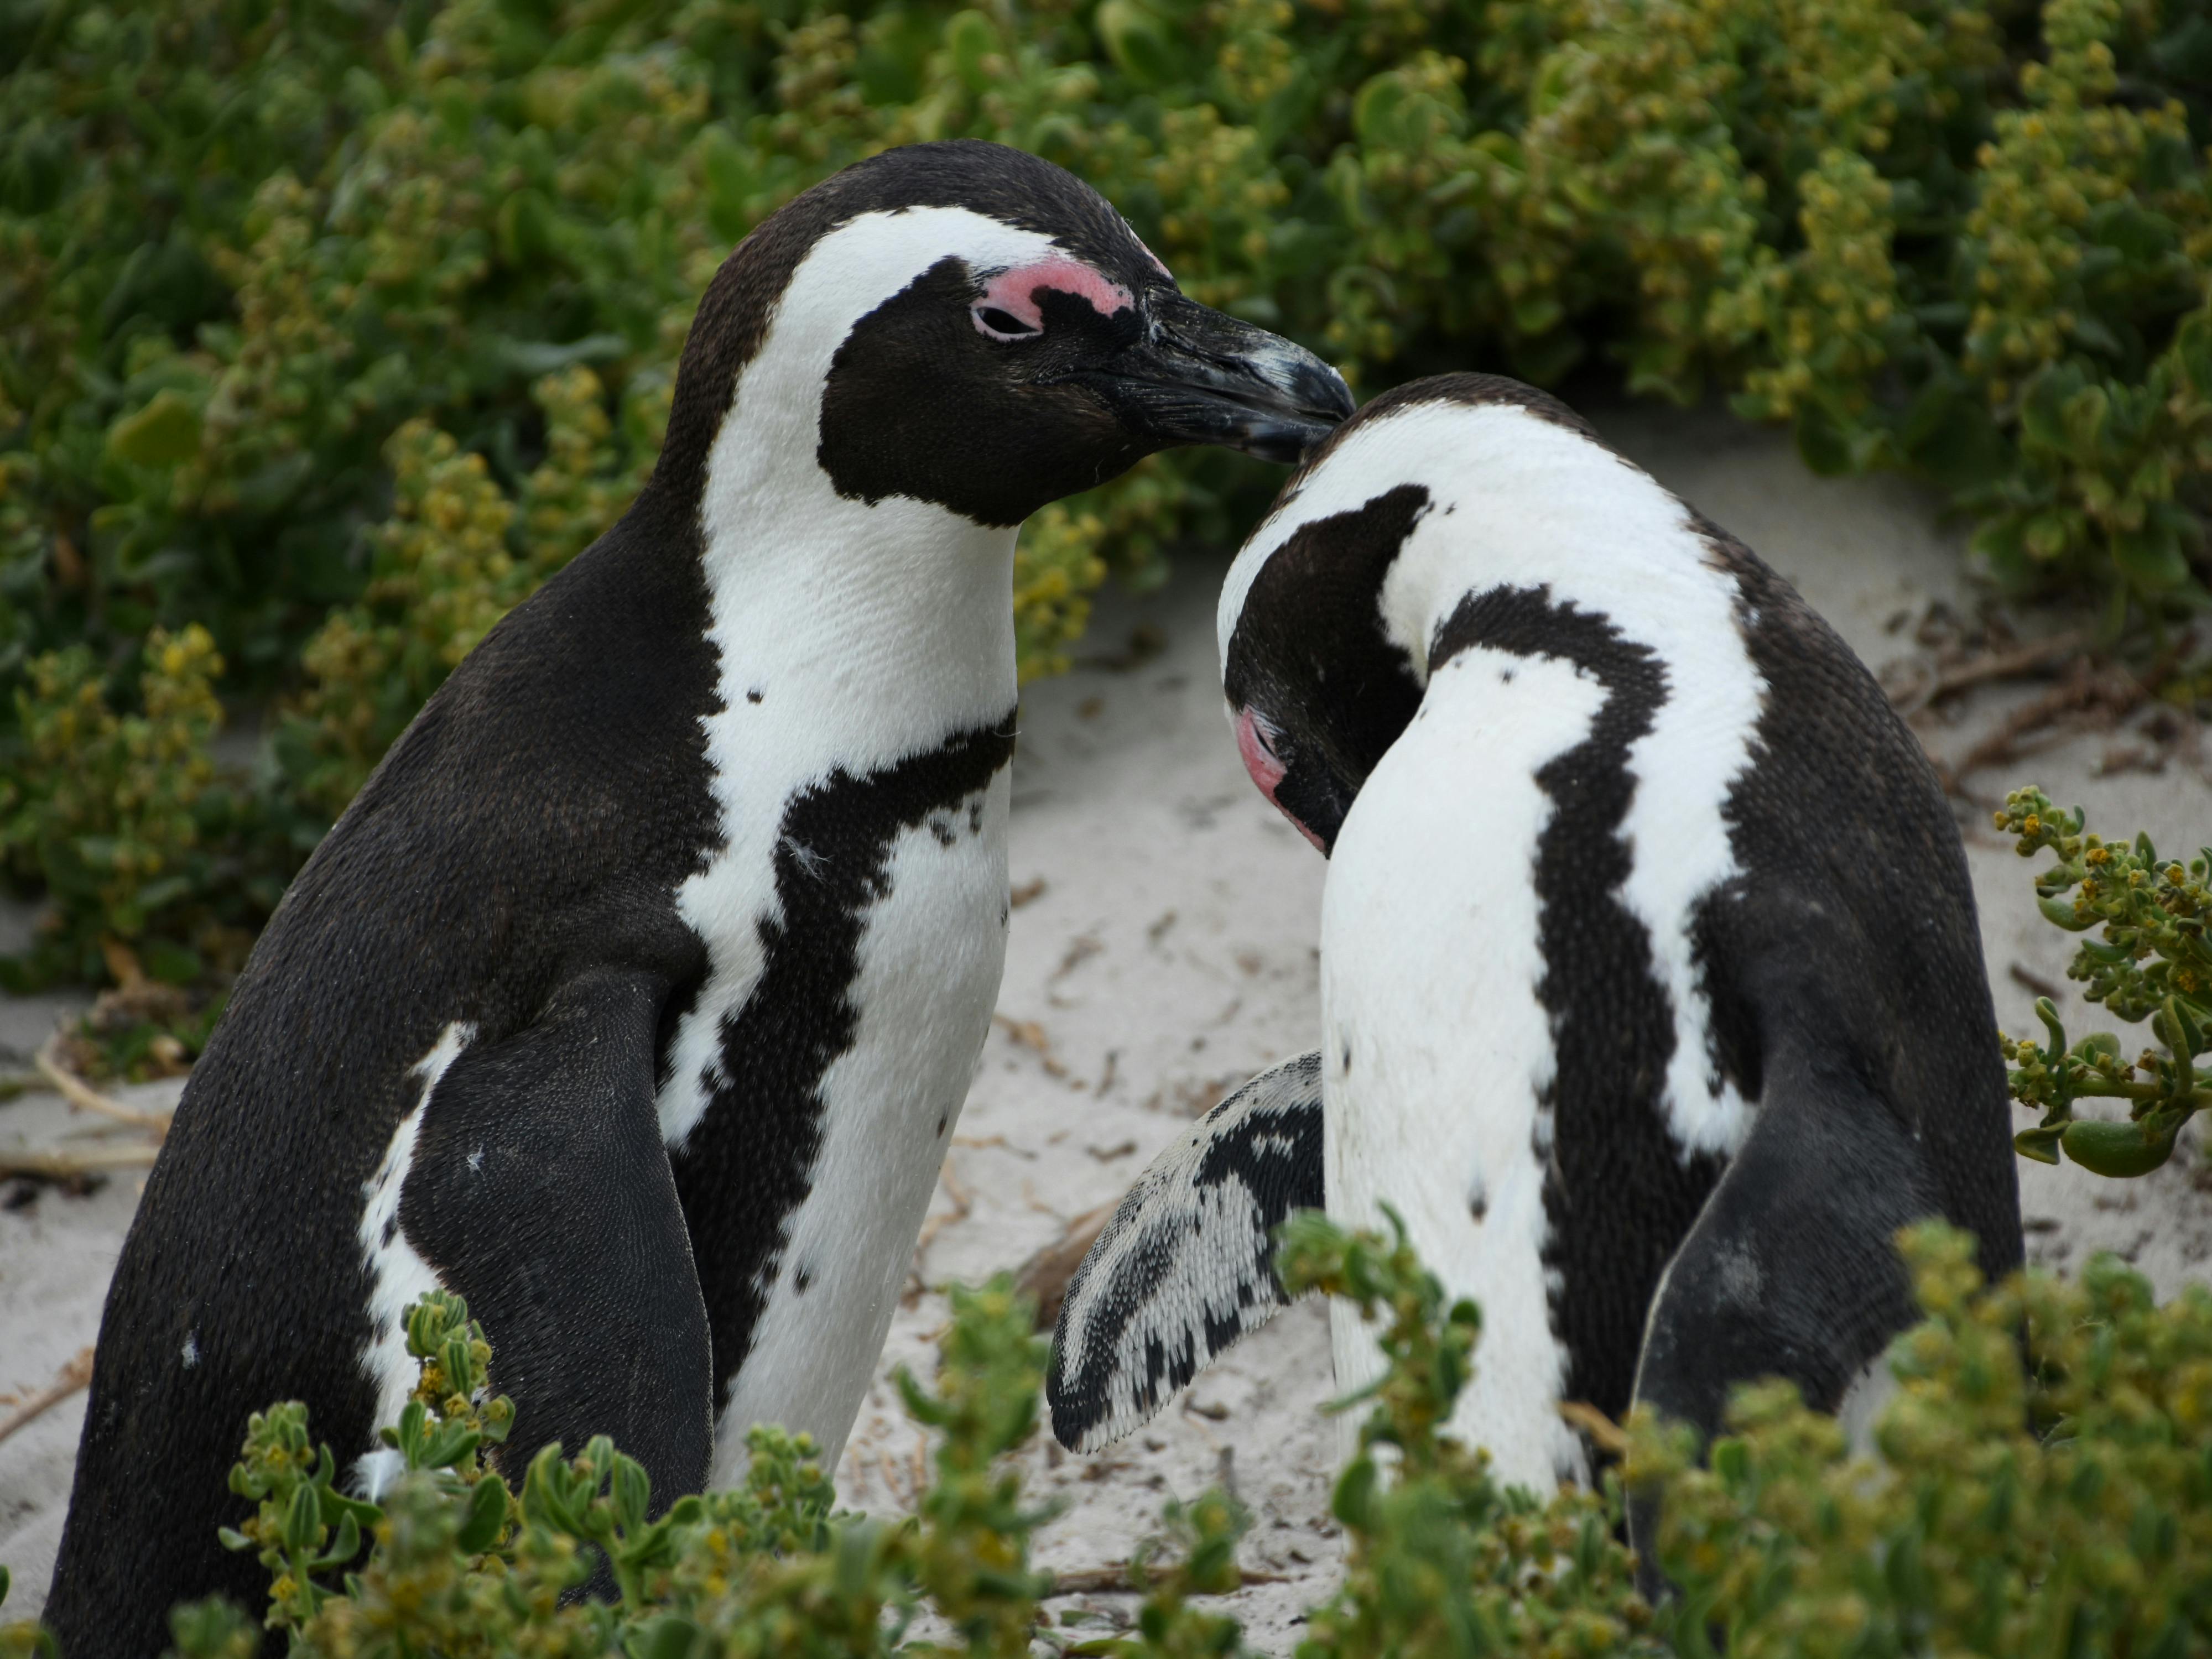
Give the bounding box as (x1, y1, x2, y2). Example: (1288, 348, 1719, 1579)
(1233, 706, 1324, 852)
(972, 257, 1136, 337)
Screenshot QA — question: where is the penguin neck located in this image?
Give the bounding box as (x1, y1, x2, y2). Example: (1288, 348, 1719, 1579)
(690, 406, 1018, 765)
(672, 205, 1078, 760)
(1363, 407, 1698, 682)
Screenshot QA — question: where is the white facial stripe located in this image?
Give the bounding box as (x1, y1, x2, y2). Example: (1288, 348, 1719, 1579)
(1227, 397, 1766, 1160)
(354, 1020, 475, 1497)
(710, 206, 1061, 474)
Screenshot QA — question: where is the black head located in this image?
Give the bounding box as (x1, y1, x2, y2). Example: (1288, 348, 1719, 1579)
(1217, 374, 1597, 852)
(653, 141, 1353, 527)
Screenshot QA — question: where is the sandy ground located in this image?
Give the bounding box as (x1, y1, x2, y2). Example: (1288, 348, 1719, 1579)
(6, 403, 2212, 1641)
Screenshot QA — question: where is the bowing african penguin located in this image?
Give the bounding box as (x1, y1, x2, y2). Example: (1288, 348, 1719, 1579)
(46, 139, 1352, 1654)
(1049, 372, 2022, 1555)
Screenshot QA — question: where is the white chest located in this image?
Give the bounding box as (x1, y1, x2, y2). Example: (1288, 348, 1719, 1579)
(1321, 649, 1604, 1490)
(704, 768, 1010, 1478)
(650, 466, 1018, 1481)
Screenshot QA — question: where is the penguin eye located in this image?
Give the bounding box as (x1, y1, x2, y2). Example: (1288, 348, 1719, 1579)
(973, 305, 1040, 341)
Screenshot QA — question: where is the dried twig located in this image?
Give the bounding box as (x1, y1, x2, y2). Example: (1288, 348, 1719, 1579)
(914, 1161, 974, 1257)
(0, 1144, 161, 1178)
(1889, 629, 2089, 716)
(0, 1347, 94, 1447)
(35, 1032, 172, 1136)
(1557, 1399, 1630, 1457)
(1048, 1563, 1289, 1595)
(993, 1013, 1068, 1078)
(1930, 660, 2157, 795)
(1050, 933, 1104, 985)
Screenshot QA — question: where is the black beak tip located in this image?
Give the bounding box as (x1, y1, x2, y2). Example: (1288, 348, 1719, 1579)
(1251, 348, 1352, 462)
(1311, 362, 1356, 424)
(1239, 414, 1337, 466)
(1092, 299, 1357, 464)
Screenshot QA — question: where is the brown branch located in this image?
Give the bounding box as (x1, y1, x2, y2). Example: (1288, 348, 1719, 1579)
(34, 1032, 172, 1136)
(0, 1347, 93, 1447)
(1934, 660, 2157, 794)
(1890, 630, 2089, 716)
(0, 1144, 162, 1178)
(1048, 1564, 1289, 1595)
(1558, 1399, 1631, 1457)
(914, 1160, 974, 1257)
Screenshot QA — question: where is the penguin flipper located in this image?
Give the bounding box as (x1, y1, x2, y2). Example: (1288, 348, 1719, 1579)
(1047, 1051, 1324, 1453)
(1628, 1045, 1939, 1582)
(401, 966, 715, 1507)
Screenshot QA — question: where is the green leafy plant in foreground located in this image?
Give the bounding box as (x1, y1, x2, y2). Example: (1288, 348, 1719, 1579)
(3, 1215, 2212, 1655)
(1277, 1210, 1659, 1659)
(1997, 782, 2212, 1174)
(1633, 1221, 2212, 1655)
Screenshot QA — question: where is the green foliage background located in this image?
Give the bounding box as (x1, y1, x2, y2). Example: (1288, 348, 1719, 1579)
(4, 0, 2212, 985)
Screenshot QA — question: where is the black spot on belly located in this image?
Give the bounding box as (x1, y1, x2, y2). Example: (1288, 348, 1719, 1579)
(747, 688, 764, 704)
(667, 714, 1018, 1407)
(794, 1265, 814, 1295)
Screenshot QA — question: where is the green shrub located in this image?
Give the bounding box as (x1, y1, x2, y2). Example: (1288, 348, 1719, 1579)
(1276, 1211, 1658, 1659)
(5, 1213, 2208, 1656)
(4, 0, 2210, 985)
(0, 622, 265, 985)
(1636, 1220, 2212, 1656)
(1997, 782, 2212, 1175)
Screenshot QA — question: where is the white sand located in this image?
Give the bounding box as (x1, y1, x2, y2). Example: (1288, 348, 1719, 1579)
(5, 404, 2210, 1641)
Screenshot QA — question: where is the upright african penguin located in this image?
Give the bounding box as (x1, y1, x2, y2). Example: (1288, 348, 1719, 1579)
(1050, 373, 2021, 1534)
(48, 140, 1351, 1654)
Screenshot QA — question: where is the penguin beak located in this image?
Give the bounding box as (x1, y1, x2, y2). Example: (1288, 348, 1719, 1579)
(1084, 292, 1354, 464)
